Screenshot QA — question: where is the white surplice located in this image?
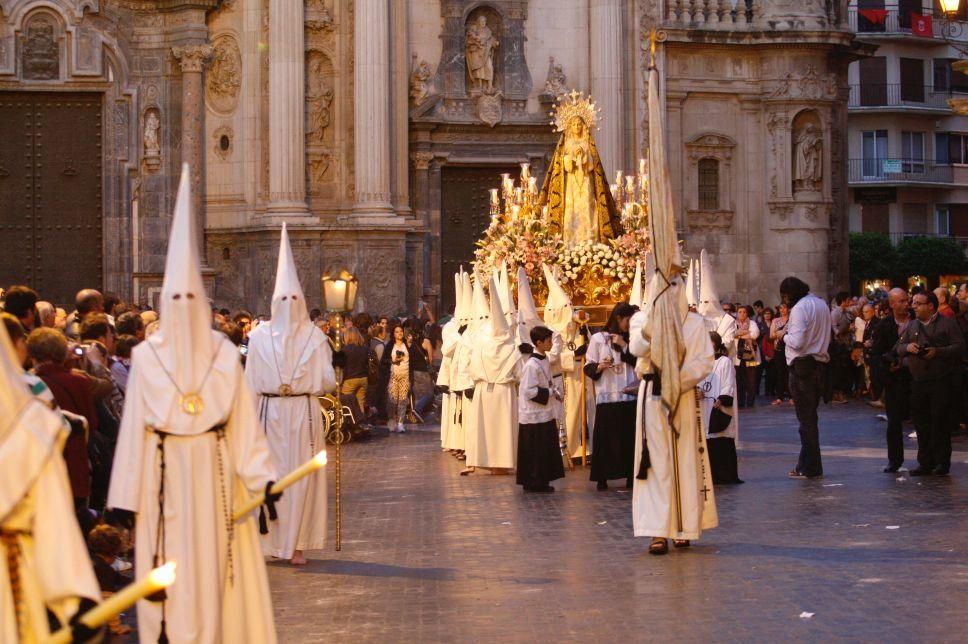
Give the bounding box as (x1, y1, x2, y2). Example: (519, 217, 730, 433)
(246, 324, 334, 559)
(437, 318, 459, 449)
(0, 401, 101, 643)
(108, 334, 279, 644)
(700, 355, 738, 441)
(631, 312, 718, 540)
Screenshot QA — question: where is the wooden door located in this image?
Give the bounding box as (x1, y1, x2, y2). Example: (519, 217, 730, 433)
(440, 165, 517, 312)
(0, 92, 102, 307)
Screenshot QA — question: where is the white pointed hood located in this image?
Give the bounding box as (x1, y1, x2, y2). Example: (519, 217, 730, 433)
(471, 274, 490, 328)
(542, 264, 573, 335)
(517, 266, 542, 342)
(452, 271, 464, 322)
(629, 261, 643, 308)
(489, 276, 512, 341)
(697, 249, 723, 319)
(267, 223, 317, 368)
(459, 271, 474, 326)
(685, 258, 698, 308)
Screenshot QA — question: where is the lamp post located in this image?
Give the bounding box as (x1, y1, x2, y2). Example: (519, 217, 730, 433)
(320, 270, 359, 551)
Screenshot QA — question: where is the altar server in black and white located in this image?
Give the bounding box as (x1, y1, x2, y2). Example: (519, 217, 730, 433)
(516, 325, 566, 493)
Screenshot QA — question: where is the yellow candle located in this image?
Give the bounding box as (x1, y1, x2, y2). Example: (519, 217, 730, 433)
(233, 450, 327, 520)
(639, 158, 647, 176)
(47, 563, 177, 643)
(520, 162, 530, 180)
(490, 188, 499, 205)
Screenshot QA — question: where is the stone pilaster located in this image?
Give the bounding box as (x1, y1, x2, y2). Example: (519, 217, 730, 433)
(353, 0, 393, 217)
(172, 43, 213, 258)
(267, 0, 309, 217)
(590, 0, 624, 176)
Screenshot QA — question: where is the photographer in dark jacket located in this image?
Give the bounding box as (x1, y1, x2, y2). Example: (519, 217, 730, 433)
(871, 288, 912, 472)
(893, 291, 966, 476)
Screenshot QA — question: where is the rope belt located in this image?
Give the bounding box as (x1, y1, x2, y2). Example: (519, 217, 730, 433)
(1, 529, 28, 640)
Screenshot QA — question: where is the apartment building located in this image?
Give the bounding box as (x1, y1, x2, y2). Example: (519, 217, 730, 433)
(848, 0, 968, 247)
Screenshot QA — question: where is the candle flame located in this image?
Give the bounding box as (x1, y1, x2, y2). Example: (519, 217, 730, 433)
(313, 450, 328, 467)
(149, 562, 177, 588)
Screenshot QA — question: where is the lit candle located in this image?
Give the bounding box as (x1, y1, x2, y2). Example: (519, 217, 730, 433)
(514, 187, 523, 203)
(490, 188, 499, 205)
(520, 162, 530, 180)
(542, 205, 549, 220)
(625, 175, 635, 194)
(511, 204, 521, 220)
(610, 183, 619, 199)
(48, 563, 178, 643)
(233, 450, 328, 520)
(639, 158, 647, 176)
(615, 171, 623, 186)
(528, 176, 537, 194)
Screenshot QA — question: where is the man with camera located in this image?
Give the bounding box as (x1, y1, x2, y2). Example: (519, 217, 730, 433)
(871, 288, 913, 472)
(894, 291, 965, 476)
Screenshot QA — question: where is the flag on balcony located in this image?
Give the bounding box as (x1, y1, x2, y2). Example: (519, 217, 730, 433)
(912, 12, 934, 37)
(858, 9, 888, 25)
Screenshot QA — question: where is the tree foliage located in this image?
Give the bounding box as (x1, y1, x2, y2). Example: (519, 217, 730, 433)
(848, 233, 897, 285)
(895, 235, 966, 281)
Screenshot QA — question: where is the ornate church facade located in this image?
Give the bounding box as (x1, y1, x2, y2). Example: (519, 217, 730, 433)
(0, 0, 859, 313)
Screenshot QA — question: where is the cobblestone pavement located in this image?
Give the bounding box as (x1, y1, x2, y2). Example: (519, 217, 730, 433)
(268, 399, 968, 643)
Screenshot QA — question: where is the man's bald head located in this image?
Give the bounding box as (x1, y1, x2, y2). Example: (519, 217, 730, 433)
(75, 289, 104, 316)
(887, 288, 911, 318)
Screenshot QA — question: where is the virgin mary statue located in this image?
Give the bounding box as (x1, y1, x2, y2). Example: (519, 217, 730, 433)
(538, 91, 623, 245)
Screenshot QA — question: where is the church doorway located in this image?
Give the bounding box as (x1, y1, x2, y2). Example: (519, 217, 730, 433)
(440, 165, 517, 312)
(0, 92, 103, 307)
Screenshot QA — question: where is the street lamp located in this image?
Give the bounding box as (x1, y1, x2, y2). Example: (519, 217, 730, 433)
(320, 269, 358, 552)
(940, 0, 960, 16)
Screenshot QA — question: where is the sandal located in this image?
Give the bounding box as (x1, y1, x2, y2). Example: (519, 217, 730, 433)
(672, 539, 690, 548)
(649, 538, 668, 555)
(459, 467, 475, 476)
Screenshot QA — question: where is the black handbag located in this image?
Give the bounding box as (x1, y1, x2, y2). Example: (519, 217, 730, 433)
(708, 407, 732, 434)
(738, 339, 755, 362)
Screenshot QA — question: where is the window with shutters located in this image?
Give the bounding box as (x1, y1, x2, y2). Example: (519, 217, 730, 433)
(698, 158, 719, 210)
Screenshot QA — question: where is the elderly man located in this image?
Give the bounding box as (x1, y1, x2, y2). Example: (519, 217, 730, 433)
(66, 288, 106, 338)
(895, 291, 965, 476)
(35, 300, 56, 327)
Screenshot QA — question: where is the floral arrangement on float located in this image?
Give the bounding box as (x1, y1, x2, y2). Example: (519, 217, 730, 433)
(473, 92, 652, 307)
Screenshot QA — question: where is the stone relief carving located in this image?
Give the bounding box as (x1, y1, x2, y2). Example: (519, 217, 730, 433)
(465, 15, 498, 93)
(305, 51, 333, 145)
(22, 14, 59, 80)
(410, 56, 434, 105)
(143, 109, 161, 172)
(306, 0, 335, 33)
(207, 35, 242, 114)
(477, 91, 503, 127)
(411, 151, 434, 171)
(769, 67, 837, 101)
(794, 123, 822, 193)
(213, 125, 233, 160)
(685, 209, 735, 231)
(308, 151, 334, 192)
(540, 57, 567, 99)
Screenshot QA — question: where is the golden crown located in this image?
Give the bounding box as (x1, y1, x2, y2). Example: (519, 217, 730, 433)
(550, 90, 600, 132)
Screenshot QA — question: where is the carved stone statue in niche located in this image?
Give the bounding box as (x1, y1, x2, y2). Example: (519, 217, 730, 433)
(306, 54, 333, 145)
(22, 16, 58, 80)
(542, 57, 567, 98)
(465, 15, 498, 93)
(144, 111, 160, 154)
(410, 57, 433, 104)
(794, 123, 822, 193)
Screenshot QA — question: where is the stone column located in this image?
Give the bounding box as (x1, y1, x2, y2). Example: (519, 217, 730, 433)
(589, 0, 624, 176)
(266, 0, 309, 216)
(172, 43, 213, 258)
(354, 0, 393, 217)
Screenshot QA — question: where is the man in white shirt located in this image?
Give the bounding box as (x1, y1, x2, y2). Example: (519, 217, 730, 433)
(779, 276, 831, 479)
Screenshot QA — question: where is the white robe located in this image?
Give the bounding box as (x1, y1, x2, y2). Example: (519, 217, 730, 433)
(245, 324, 335, 560)
(108, 335, 278, 644)
(700, 355, 738, 441)
(437, 320, 459, 449)
(465, 329, 520, 469)
(449, 330, 476, 452)
(0, 403, 100, 643)
(631, 312, 718, 540)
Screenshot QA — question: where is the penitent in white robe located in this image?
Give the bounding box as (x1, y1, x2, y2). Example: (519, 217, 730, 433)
(1, 402, 101, 643)
(246, 324, 335, 560)
(465, 334, 520, 469)
(108, 334, 278, 644)
(631, 312, 718, 541)
(437, 319, 459, 449)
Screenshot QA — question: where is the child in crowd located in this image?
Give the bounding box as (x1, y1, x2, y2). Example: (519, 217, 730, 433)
(516, 326, 565, 493)
(87, 524, 134, 637)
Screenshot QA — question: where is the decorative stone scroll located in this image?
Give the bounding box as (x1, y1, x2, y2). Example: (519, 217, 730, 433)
(206, 35, 242, 114)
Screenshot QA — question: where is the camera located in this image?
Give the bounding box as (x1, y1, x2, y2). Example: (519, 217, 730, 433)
(916, 345, 931, 358)
(73, 343, 91, 357)
(239, 344, 248, 356)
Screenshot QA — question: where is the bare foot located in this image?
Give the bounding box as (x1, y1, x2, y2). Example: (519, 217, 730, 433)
(289, 551, 308, 565)
(459, 466, 475, 476)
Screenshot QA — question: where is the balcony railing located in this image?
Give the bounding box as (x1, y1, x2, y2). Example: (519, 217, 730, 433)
(848, 158, 953, 184)
(885, 232, 968, 253)
(848, 83, 963, 109)
(848, 7, 968, 42)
